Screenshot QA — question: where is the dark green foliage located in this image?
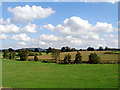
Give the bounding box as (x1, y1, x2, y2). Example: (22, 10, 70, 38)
(71, 48, 76, 51)
(9, 51, 16, 60)
(98, 46, 104, 51)
(75, 51, 82, 64)
(28, 52, 35, 56)
(87, 47, 95, 51)
(89, 53, 100, 64)
(51, 49, 60, 63)
(39, 51, 42, 55)
(19, 50, 28, 61)
(34, 48, 39, 52)
(46, 47, 52, 54)
(3, 50, 9, 59)
(61, 46, 71, 52)
(34, 55, 38, 61)
(64, 54, 71, 64)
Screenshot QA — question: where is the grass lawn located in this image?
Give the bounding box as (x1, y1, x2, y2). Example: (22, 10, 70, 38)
(2, 60, 118, 88)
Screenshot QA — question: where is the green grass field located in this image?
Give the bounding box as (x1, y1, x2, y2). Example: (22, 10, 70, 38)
(2, 59, 118, 88)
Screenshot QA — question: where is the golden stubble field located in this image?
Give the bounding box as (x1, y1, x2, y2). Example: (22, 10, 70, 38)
(28, 51, 118, 61)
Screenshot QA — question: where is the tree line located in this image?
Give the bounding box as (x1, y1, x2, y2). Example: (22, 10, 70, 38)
(3, 48, 100, 64)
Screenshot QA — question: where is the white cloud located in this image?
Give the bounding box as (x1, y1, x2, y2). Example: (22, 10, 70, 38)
(18, 42, 26, 46)
(40, 24, 55, 31)
(104, 34, 115, 37)
(8, 5, 55, 23)
(0, 18, 10, 24)
(39, 41, 46, 45)
(38, 16, 117, 48)
(0, 24, 20, 33)
(39, 34, 58, 41)
(41, 16, 114, 40)
(11, 33, 30, 41)
(0, 34, 8, 40)
(21, 23, 37, 33)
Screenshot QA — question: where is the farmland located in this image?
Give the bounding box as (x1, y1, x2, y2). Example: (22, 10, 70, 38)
(28, 51, 118, 61)
(2, 59, 118, 88)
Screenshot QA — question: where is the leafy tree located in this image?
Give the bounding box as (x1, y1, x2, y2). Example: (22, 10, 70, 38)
(71, 48, 76, 51)
(98, 46, 104, 51)
(46, 47, 52, 54)
(9, 51, 16, 60)
(105, 46, 109, 51)
(75, 51, 82, 64)
(39, 51, 42, 55)
(3, 49, 9, 59)
(61, 46, 71, 52)
(34, 55, 38, 61)
(34, 48, 39, 52)
(64, 54, 71, 64)
(19, 50, 28, 61)
(87, 47, 95, 51)
(61, 47, 66, 52)
(51, 49, 60, 63)
(89, 53, 100, 64)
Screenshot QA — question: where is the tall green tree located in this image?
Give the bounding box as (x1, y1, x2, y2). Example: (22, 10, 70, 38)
(64, 54, 71, 64)
(19, 50, 28, 61)
(9, 51, 16, 60)
(3, 49, 9, 59)
(89, 53, 100, 64)
(75, 51, 82, 64)
(34, 55, 38, 61)
(51, 49, 60, 63)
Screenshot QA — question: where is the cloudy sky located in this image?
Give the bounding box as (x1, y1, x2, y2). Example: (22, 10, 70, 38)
(0, 1, 118, 49)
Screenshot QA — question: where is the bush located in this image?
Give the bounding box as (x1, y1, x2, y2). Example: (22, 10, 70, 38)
(3, 50, 9, 59)
(19, 50, 28, 61)
(28, 52, 35, 56)
(75, 51, 82, 64)
(64, 54, 71, 64)
(89, 53, 100, 64)
(9, 51, 16, 60)
(34, 55, 38, 61)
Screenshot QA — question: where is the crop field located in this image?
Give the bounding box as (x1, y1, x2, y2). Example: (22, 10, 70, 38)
(2, 59, 118, 88)
(28, 51, 118, 61)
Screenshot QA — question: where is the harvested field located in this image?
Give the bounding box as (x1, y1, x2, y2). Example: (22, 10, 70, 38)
(28, 51, 118, 61)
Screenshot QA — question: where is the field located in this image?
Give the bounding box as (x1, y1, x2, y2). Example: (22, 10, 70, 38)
(2, 59, 118, 88)
(28, 51, 118, 61)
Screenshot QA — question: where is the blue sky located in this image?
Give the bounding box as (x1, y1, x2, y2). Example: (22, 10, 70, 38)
(0, 2, 118, 49)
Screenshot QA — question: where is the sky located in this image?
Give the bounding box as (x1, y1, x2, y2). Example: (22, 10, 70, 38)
(0, 1, 118, 49)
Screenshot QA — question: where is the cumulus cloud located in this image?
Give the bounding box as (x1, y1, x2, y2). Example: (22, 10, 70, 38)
(38, 16, 117, 48)
(40, 24, 55, 31)
(41, 16, 114, 40)
(11, 33, 30, 41)
(21, 23, 37, 33)
(0, 34, 8, 40)
(18, 42, 26, 46)
(39, 34, 58, 41)
(8, 5, 55, 23)
(0, 24, 20, 33)
(0, 18, 11, 24)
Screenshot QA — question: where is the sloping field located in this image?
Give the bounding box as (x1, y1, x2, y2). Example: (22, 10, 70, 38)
(2, 60, 118, 88)
(28, 51, 118, 61)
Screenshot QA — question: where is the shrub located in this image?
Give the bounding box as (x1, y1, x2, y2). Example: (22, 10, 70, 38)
(64, 54, 71, 64)
(19, 50, 28, 61)
(75, 51, 82, 64)
(89, 53, 100, 64)
(28, 52, 35, 56)
(9, 51, 16, 60)
(51, 49, 60, 63)
(34, 55, 38, 61)
(3, 50, 9, 59)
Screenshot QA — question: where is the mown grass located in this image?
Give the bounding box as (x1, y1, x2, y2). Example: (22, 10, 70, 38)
(2, 59, 118, 88)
